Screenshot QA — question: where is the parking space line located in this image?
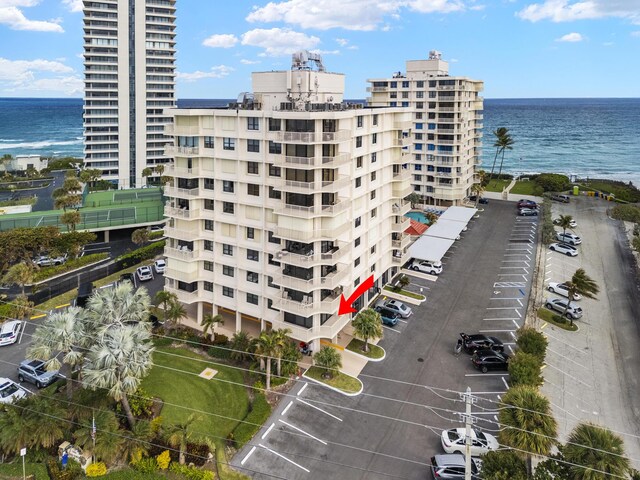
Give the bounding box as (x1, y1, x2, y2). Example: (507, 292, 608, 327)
(501, 377, 509, 389)
(546, 347, 588, 369)
(465, 373, 507, 377)
(483, 316, 519, 320)
(382, 325, 401, 333)
(258, 444, 310, 473)
(241, 446, 257, 465)
(544, 363, 593, 388)
(282, 401, 293, 415)
(279, 419, 327, 445)
(514, 309, 522, 317)
(512, 319, 520, 328)
(297, 383, 308, 396)
(487, 307, 520, 310)
(490, 297, 522, 300)
(297, 398, 343, 422)
(479, 329, 516, 333)
(262, 423, 275, 440)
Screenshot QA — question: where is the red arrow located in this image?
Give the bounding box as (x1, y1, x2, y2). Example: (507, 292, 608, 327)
(338, 275, 375, 315)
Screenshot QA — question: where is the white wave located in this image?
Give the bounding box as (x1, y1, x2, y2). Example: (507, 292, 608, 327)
(0, 139, 20, 142)
(0, 139, 83, 150)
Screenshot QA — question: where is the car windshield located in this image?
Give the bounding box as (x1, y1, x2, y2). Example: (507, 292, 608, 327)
(0, 332, 12, 338)
(476, 432, 487, 441)
(447, 429, 462, 441)
(0, 383, 19, 398)
(34, 366, 47, 375)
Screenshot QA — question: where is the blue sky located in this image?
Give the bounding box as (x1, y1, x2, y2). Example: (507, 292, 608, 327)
(0, 0, 639, 99)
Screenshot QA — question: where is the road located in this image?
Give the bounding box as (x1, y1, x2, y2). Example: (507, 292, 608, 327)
(233, 200, 539, 479)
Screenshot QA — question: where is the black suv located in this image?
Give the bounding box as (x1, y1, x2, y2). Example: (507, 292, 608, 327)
(18, 359, 59, 389)
(471, 349, 510, 373)
(460, 333, 504, 354)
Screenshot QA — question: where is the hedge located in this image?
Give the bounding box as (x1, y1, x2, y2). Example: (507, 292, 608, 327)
(168, 463, 215, 480)
(117, 241, 165, 268)
(0, 462, 50, 479)
(34, 253, 109, 282)
(231, 393, 271, 449)
(98, 470, 166, 480)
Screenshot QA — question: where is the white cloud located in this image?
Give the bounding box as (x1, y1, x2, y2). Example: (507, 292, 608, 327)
(240, 59, 260, 64)
(202, 34, 238, 48)
(241, 28, 321, 56)
(603, 41, 614, 46)
(632, 30, 640, 36)
(517, 0, 640, 24)
(176, 66, 234, 82)
(246, 0, 466, 31)
(0, 57, 81, 95)
(0, 57, 72, 83)
(0, 5, 63, 31)
(556, 31, 584, 41)
(62, 0, 82, 13)
(335, 38, 348, 46)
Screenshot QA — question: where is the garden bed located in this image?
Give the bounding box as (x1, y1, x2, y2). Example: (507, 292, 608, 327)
(537, 308, 578, 331)
(346, 338, 385, 360)
(382, 285, 425, 301)
(33, 253, 109, 282)
(304, 366, 362, 395)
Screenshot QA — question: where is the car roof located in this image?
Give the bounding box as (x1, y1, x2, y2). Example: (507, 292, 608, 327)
(1, 320, 21, 331)
(155, 259, 166, 264)
(433, 454, 465, 467)
(138, 265, 151, 271)
(475, 349, 508, 359)
(21, 359, 44, 368)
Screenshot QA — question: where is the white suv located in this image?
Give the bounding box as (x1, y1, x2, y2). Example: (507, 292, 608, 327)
(549, 242, 578, 257)
(556, 232, 582, 245)
(411, 260, 443, 275)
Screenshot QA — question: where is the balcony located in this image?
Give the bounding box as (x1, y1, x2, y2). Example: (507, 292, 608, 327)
(392, 218, 411, 232)
(393, 137, 411, 147)
(392, 234, 411, 249)
(272, 175, 350, 194)
(164, 285, 203, 304)
(392, 201, 411, 215)
(164, 185, 200, 197)
(163, 226, 201, 241)
(164, 206, 194, 219)
(273, 293, 341, 317)
(165, 267, 203, 284)
(165, 164, 199, 178)
(275, 221, 350, 241)
(275, 130, 351, 143)
(368, 86, 388, 92)
(394, 120, 412, 130)
(392, 183, 413, 198)
(165, 145, 199, 157)
(164, 246, 196, 260)
(275, 241, 348, 268)
(392, 171, 411, 183)
(274, 198, 349, 218)
(272, 153, 351, 169)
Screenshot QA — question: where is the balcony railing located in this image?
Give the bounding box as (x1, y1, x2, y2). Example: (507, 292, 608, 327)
(165, 145, 199, 156)
(164, 285, 203, 304)
(392, 202, 411, 215)
(392, 218, 411, 232)
(394, 121, 412, 130)
(164, 185, 200, 197)
(164, 206, 194, 219)
(392, 184, 413, 198)
(273, 294, 341, 316)
(275, 221, 350, 241)
(271, 153, 351, 169)
(163, 226, 200, 241)
(392, 171, 411, 183)
(275, 242, 347, 267)
(164, 246, 196, 260)
(393, 137, 411, 147)
(275, 130, 351, 143)
(165, 164, 203, 177)
(392, 234, 412, 249)
(274, 198, 349, 218)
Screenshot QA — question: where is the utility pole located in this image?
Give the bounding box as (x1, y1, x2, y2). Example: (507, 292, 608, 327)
(460, 387, 476, 480)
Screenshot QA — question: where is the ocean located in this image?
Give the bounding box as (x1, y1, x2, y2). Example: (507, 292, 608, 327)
(1, 97, 639, 185)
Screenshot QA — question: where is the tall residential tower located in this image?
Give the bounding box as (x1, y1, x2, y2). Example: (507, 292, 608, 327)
(83, 0, 176, 188)
(367, 51, 484, 206)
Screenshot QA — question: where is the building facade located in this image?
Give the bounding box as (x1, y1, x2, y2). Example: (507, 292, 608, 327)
(82, 0, 176, 188)
(367, 51, 484, 206)
(163, 54, 413, 349)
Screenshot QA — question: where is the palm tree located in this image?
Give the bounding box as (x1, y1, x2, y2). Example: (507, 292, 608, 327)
(2, 261, 36, 296)
(119, 419, 153, 463)
(73, 409, 123, 464)
(229, 331, 252, 362)
(562, 423, 631, 480)
(60, 210, 81, 232)
(10, 295, 34, 320)
(470, 182, 485, 208)
(200, 313, 223, 342)
(155, 290, 178, 325)
(166, 300, 187, 331)
(165, 413, 199, 465)
(313, 346, 342, 379)
(142, 167, 154, 186)
(405, 192, 421, 209)
(29, 306, 88, 400)
(0, 404, 38, 456)
(496, 130, 515, 179)
(154, 164, 165, 177)
(351, 308, 383, 353)
(254, 331, 278, 390)
(564, 268, 599, 325)
(488, 127, 508, 182)
(85, 281, 151, 335)
(557, 214, 574, 237)
(28, 396, 68, 450)
(272, 328, 292, 377)
(82, 323, 154, 428)
(498, 385, 558, 476)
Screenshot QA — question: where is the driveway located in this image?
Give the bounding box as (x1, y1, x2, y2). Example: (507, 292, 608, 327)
(233, 200, 539, 479)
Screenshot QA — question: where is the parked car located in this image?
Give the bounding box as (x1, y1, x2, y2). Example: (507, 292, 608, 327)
(119, 272, 136, 287)
(374, 306, 400, 326)
(18, 359, 59, 389)
(381, 299, 413, 318)
(411, 260, 443, 275)
(460, 333, 504, 354)
(0, 320, 23, 346)
(556, 232, 582, 245)
(551, 194, 571, 203)
(154, 259, 166, 274)
(468, 195, 488, 204)
(471, 349, 510, 373)
(75, 282, 94, 308)
(441, 427, 499, 456)
(545, 298, 583, 319)
(518, 208, 538, 216)
(0, 378, 28, 404)
(547, 282, 582, 300)
(549, 242, 578, 257)
(553, 218, 577, 228)
(150, 224, 165, 233)
(517, 199, 538, 209)
(136, 265, 153, 282)
(430, 454, 482, 480)
(35, 254, 67, 267)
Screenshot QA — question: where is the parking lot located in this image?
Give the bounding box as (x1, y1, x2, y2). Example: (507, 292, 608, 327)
(233, 200, 540, 479)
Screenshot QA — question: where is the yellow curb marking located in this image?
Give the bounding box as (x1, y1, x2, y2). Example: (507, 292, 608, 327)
(320, 339, 344, 351)
(55, 303, 71, 309)
(30, 314, 46, 320)
(540, 322, 548, 329)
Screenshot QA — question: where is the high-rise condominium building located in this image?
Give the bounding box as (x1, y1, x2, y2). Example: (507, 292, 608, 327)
(367, 51, 484, 206)
(163, 53, 413, 349)
(83, 0, 176, 188)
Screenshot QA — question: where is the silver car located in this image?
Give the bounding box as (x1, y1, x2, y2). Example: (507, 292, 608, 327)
(18, 359, 59, 389)
(382, 299, 413, 318)
(545, 298, 583, 319)
(430, 454, 481, 480)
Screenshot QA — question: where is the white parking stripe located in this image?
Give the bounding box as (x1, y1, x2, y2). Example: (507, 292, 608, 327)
(465, 373, 507, 377)
(282, 401, 293, 415)
(261, 423, 275, 440)
(241, 446, 257, 465)
(483, 317, 520, 320)
(382, 325, 401, 333)
(297, 383, 308, 396)
(501, 377, 510, 389)
(296, 398, 343, 421)
(479, 329, 516, 333)
(279, 419, 327, 445)
(259, 444, 310, 473)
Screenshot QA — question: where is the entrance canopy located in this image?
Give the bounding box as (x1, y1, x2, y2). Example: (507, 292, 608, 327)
(408, 236, 455, 263)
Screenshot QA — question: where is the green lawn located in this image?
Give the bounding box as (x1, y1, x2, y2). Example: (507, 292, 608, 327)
(484, 179, 511, 192)
(346, 338, 385, 359)
(0, 461, 50, 479)
(383, 285, 425, 300)
(510, 180, 542, 196)
(141, 347, 249, 444)
(305, 366, 362, 394)
(537, 308, 578, 331)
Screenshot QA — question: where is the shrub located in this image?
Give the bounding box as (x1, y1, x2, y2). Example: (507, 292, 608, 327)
(611, 204, 640, 223)
(212, 334, 229, 345)
(46, 458, 83, 480)
(534, 173, 570, 192)
(168, 463, 215, 480)
(117, 241, 165, 268)
(633, 236, 640, 254)
(516, 326, 548, 362)
(156, 450, 170, 470)
(86, 462, 107, 477)
(148, 231, 164, 240)
(231, 393, 271, 449)
(115, 387, 153, 417)
(132, 456, 159, 473)
(508, 351, 543, 387)
(482, 450, 527, 480)
(207, 345, 232, 360)
(33, 253, 109, 282)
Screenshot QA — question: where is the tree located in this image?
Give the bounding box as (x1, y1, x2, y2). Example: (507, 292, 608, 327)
(120, 419, 153, 463)
(79, 168, 102, 189)
(2, 261, 36, 296)
(54, 194, 81, 211)
(53, 230, 96, 259)
(85, 281, 152, 335)
(405, 192, 420, 209)
(516, 326, 548, 362)
(562, 423, 631, 480)
(499, 385, 558, 476)
(131, 228, 150, 246)
(272, 328, 292, 377)
(229, 331, 252, 362)
(201, 313, 223, 341)
(496, 129, 515, 179)
(481, 450, 528, 480)
(165, 414, 199, 465)
(60, 210, 81, 232)
(557, 214, 574, 237)
(470, 182, 486, 207)
(488, 127, 509, 182)
(154, 164, 165, 177)
(73, 409, 123, 464)
(63, 177, 82, 193)
(508, 351, 543, 387)
(166, 300, 187, 331)
(564, 268, 599, 326)
(10, 295, 34, 321)
(313, 346, 342, 379)
(254, 331, 278, 390)
(29, 306, 89, 400)
(155, 290, 178, 324)
(351, 308, 383, 353)
(142, 167, 154, 186)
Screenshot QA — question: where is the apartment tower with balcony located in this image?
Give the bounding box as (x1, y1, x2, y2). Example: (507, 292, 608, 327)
(367, 51, 484, 206)
(83, 0, 176, 188)
(163, 52, 413, 349)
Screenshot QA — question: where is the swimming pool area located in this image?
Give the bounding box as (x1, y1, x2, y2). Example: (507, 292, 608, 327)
(405, 211, 430, 224)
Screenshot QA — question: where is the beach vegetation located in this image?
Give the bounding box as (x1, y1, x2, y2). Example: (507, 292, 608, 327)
(533, 173, 570, 192)
(46, 157, 82, 170)
(611, 204, 640, 223)
(580, 179, 640, 203)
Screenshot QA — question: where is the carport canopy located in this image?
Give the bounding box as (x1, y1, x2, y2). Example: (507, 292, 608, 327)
(408, 235, 455, 263)
(439, 206, 477, 222)
(423, 219, 467, 240)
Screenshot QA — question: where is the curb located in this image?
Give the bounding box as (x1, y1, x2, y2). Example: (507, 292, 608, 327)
(380, 289, 426, 306)
(344, 343, 386, 363)
(302, 370, 363, 397)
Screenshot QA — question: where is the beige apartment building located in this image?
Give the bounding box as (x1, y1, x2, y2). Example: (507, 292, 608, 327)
(163, 53, 412, 349)
(367, 51, 484, 206)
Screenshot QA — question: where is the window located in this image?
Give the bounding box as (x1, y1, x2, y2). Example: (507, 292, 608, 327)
(390, 101, 397, 107)
(223, 244, 233, 256)
(402, 81, 409, 88)
(390, 81, 397, 88)
(357, 116, 363, 128)
(402, 102, 409, 107)
(269, 164, 281, 177)
(247, 161, 259, 174)
(204, 240, 214, 251)
(247, 139, 260, 153)
(371, 171, 377, 181)
(223, 180, 234, 193)
(247, 117, 259, 130)
(204, 199, 214, 210)
(269, 187, 281, 199)
(269, 141, 282, 154)
(222, 286, 234, 298)
(223, 265, 234, 277)
(371, 207, 377, 218)
(204, 281, 213, 292)
(204, 136, 214, 148)
(246, 227, 254, 239)
(416, 91, 424, 99)
(415, 123, 423, 130)
(416, 102, 424, 109)
(355, 177, 362, 188)
(372, 133, 377, 144)
(356, 136, 362, 148)
(204, 219, 214, 231)
(268, 231, 280, 244)
(247, 271, 258, 283)
(371, 152, 377, 163)
(415, 155, 422, 162)
(370, 190, 376, 200)
(373, 114, 378, 126)
(370, 245, 376, 254)
(402, 91, 409, 99)
(247, 249, 259, 261)
(356, 156, 363, 168)
(223, 202, 234, 214)
(416, 112, 423, 119)
(204, 261, 214, 271)
(247, 293, 259, 305)
(355, 237, 361, 247)
(355, 216, 361, 228)
(354, 257, 361, 267)
(415, 133, 423, 140)
(247, 184, 260, 196)
(417, 80, 424, 88)
(268, 118, 281, 131)
(414, 174, 422, 181)
(371, 264, 376, 273)
(390, 92, 397, 99)
(204, 178, 214, 190)
(223, 137, 235, 150)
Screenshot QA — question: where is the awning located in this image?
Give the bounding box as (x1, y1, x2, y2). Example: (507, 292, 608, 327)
(408, 235, 455, 263)
(439, 206, 478, 223)
(423, 219, 466, 240)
